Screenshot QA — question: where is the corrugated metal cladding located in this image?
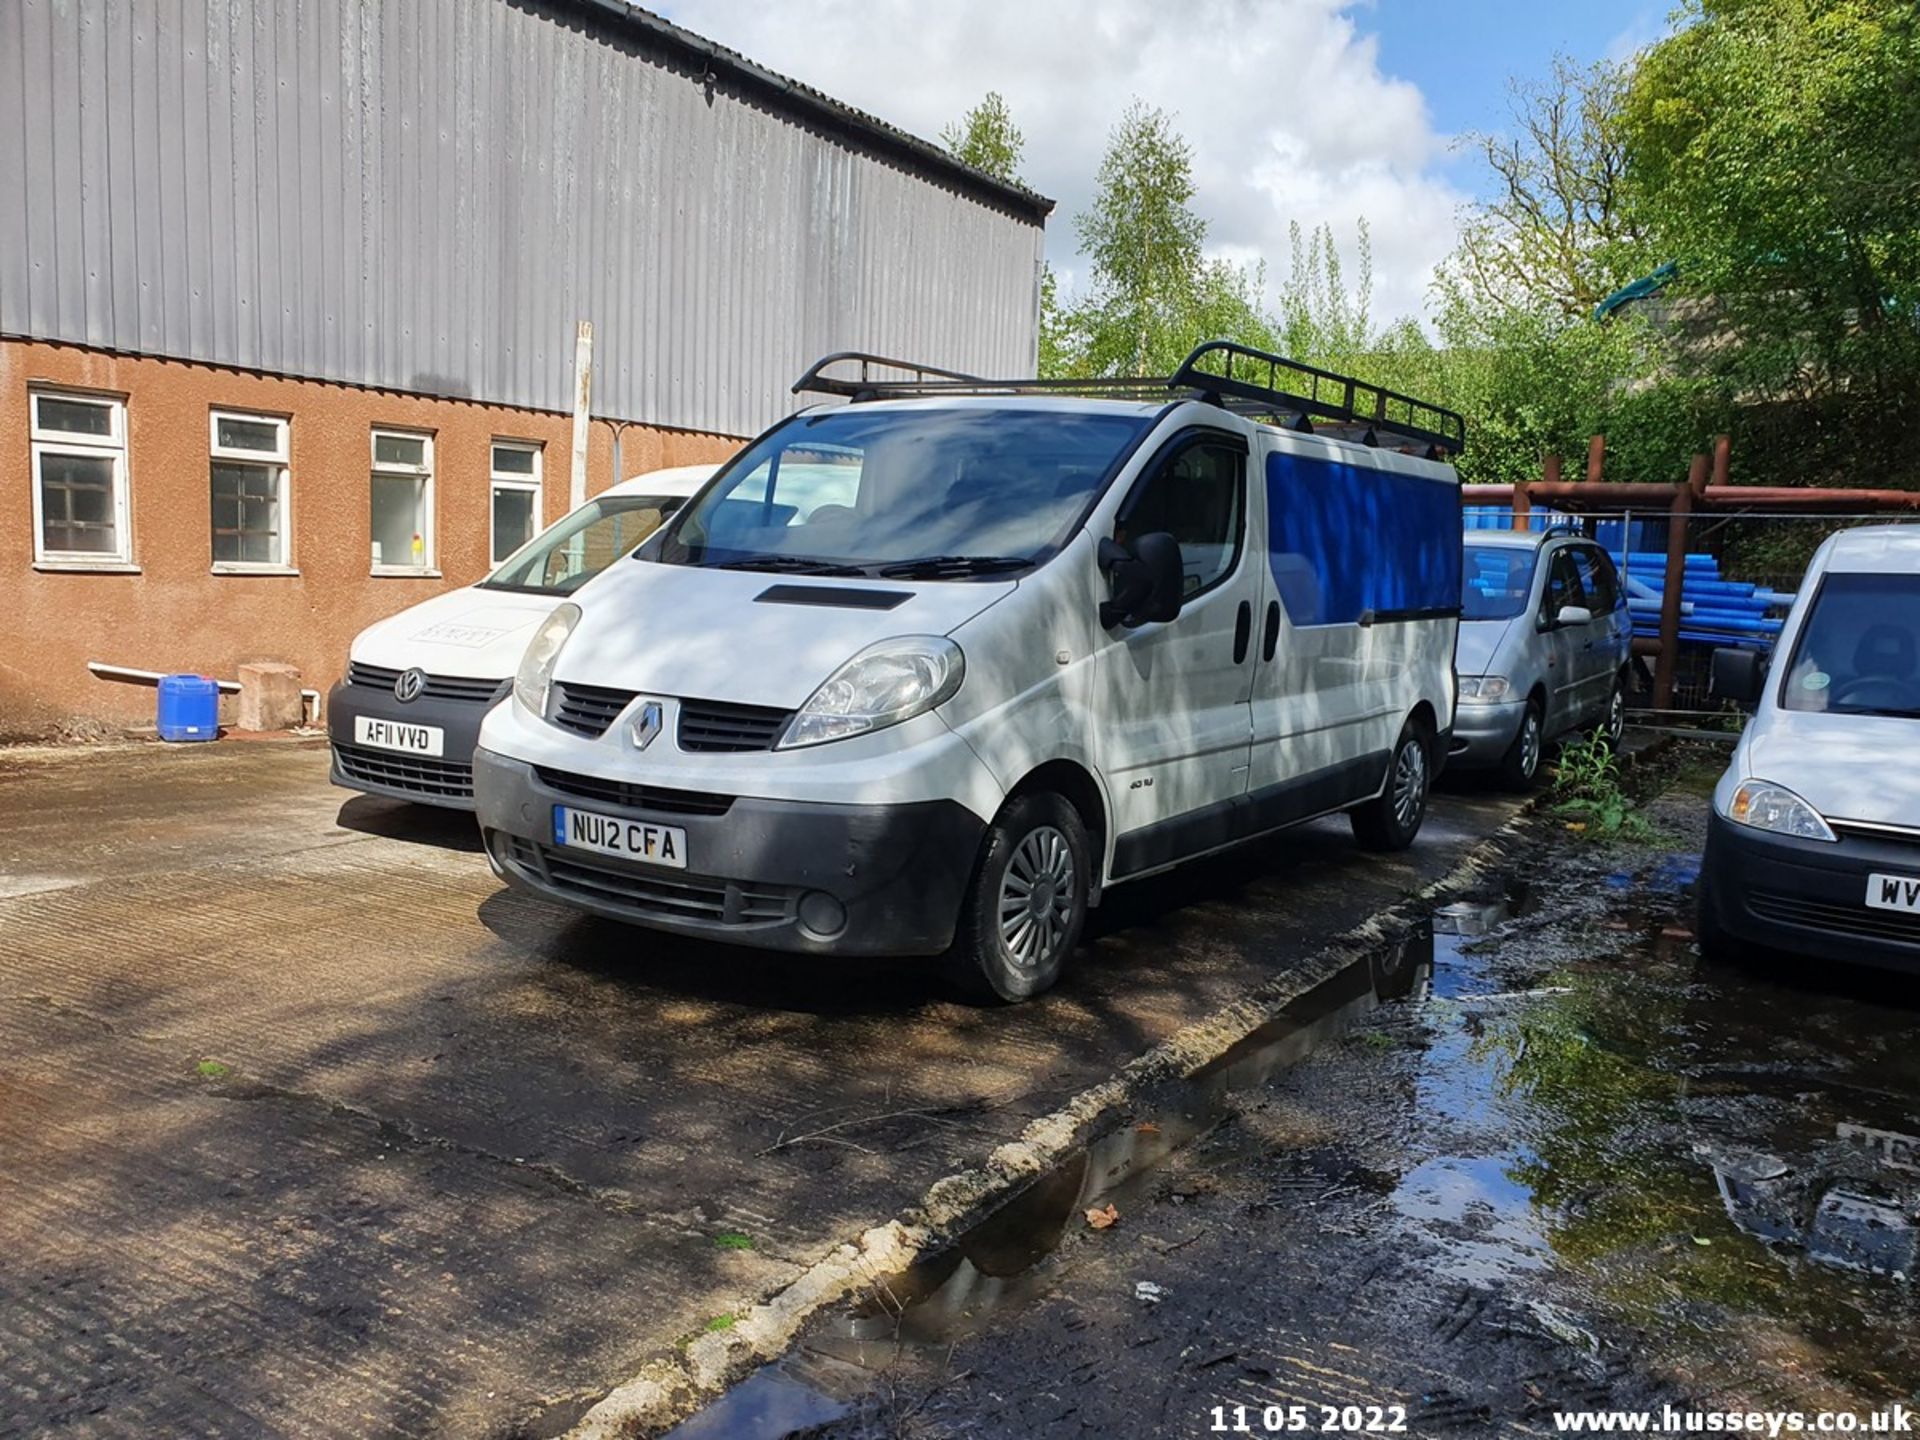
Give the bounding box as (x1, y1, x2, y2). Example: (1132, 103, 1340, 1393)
(0, 0, 1047, 437)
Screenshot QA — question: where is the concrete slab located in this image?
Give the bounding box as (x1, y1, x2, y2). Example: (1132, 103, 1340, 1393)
(0, 739, 1523, 1436)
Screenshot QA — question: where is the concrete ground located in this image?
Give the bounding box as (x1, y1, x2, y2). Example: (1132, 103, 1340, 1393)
(781, 758, 1920, 1440)
(0, 739, 1520, 1438)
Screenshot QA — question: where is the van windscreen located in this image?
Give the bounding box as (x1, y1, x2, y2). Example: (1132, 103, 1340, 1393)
(480, 495, 686, 595)
(657, 408, 1155, 578)
(1781, 571, 1920, 717)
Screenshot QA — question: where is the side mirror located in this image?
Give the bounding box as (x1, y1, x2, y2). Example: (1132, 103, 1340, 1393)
(1710, 647, 1767, 707)
(1099, 532, 1184, 628)
(1554, 604, 1593, 628)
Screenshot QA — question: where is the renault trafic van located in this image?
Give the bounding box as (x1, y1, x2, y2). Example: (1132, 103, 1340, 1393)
(472, 344, 1466, 1001)
(1700, 525, 1920, 974)
(329, 464, 714, 808)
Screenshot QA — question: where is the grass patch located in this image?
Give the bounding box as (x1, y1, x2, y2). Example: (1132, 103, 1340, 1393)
(713, 1231, 754, 1251)
(702, 1313, 738, 1333)
(195, 1059, 231, 1079)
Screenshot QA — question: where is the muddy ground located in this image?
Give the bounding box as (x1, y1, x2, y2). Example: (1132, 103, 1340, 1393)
(0, 739, 1522, 1438)
(706, 754, 1920, 1439)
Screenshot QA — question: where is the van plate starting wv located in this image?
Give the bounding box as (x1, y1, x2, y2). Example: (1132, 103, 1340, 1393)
(553, 806, 688, 870)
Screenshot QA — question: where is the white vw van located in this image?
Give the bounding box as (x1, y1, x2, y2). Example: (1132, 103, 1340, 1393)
(472, 345, 1466, 1001)
(329, 465, 715, 808)
(1701, 525, 1920, 973)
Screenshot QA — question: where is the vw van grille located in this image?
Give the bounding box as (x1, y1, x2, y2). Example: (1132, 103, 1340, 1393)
(347, 663, 506, 705)
(678, 700, 792, 753)
(1748, 890, 1920, 945)
(550, 682, 637, 737)
(335, 743, 474, 800)
(533, 766, 734, 817)
(500, 836, 796, 927)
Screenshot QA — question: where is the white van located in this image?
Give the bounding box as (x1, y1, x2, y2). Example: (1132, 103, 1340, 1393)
(328, 465, 715, 808)
(1701, 525, 1920, 973)
(472, 345, 1466, 1000)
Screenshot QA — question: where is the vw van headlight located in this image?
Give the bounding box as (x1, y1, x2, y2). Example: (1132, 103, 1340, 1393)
(515, 603, 582, 720)
(1724, 779, 1836, 843)
(1458, 675, 1512, 703)
(779, 637, 965, 750)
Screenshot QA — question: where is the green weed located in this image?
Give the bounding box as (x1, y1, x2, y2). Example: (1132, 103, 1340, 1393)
(1550, 731, 1661, 843)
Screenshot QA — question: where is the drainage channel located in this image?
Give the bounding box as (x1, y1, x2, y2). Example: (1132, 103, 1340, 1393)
(659, 891, 1524, 1440)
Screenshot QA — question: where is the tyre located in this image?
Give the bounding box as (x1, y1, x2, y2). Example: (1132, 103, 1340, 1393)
(1597, 676, 1627, 752)
(1497, 697, 1545, 792)
(1350, 718, 1432, 852)
(946, 792, 1091, 1004)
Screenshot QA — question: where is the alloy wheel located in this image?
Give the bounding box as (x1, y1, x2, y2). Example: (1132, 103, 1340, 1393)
(1392, 737, 1429, 829)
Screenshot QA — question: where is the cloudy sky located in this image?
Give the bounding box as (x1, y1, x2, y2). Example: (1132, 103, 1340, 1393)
(654, 0, 1668, 329)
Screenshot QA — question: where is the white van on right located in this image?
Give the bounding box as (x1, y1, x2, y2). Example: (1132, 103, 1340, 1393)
(1700, 524, 1920, 972)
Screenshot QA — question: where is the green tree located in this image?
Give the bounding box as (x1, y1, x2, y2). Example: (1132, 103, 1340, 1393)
(1620, 0, 1920, 482)
(941, 92, 1025, 182)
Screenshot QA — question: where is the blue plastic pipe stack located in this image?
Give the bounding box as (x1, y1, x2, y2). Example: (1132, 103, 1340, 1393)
(1608, 551, 1793, 651)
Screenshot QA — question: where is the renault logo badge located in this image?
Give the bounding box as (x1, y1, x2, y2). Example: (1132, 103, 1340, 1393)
(393, 667, 427, 703)
(632, 700, 664, 750)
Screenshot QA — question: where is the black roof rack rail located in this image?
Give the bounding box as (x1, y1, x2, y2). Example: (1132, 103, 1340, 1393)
(791, 341, 1466, 455)
(1169, 341, 1465, 455)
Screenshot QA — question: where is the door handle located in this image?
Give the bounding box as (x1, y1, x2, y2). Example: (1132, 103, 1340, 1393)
(1262, 600, 1280, 662)
(1233, 601, 1252, 664)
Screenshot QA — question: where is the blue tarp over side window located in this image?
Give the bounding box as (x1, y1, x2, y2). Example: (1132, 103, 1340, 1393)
(1265, 451, 1462, 626)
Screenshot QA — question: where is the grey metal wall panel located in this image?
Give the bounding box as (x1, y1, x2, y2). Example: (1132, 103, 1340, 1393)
(1, 0, 1044, 436)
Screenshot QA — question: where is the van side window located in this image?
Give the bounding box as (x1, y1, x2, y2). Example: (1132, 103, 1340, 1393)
(1118, 442, 1244, 599)
(1572, 546, 1620, 613)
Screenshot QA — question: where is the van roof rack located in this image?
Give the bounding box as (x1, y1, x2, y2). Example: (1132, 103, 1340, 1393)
(792, 340, 1467, 456)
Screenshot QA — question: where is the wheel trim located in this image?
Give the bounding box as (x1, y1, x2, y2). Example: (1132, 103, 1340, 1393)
(1607, 688, 1625, 742)
(1391, 737, 1429, 828)
(999, 825, 1075, 969)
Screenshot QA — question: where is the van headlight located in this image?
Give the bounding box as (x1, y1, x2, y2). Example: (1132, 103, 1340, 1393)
(779, 636, 965, 750)
(514, 603, 582, 720)
(1458, 676, 1512, 703)
(1724, 779, 1837, 842)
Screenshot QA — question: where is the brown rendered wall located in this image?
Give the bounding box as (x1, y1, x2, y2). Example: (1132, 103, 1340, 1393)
(0, 340, 740, 737)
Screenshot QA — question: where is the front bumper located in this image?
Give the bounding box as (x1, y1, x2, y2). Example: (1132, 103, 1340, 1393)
(1702, 810, 1920, 972)
(473, 747, 988, 957)
(1447, 699, 1526, 766)
(327, 681, 502, 810)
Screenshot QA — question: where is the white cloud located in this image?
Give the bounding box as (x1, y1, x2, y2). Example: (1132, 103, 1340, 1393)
(656, 0, 1468, 329)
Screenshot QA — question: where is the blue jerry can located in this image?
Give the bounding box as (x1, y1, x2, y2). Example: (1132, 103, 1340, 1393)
(157, 674, 220, 742)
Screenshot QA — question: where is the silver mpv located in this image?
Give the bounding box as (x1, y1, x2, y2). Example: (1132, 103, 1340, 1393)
(1452, 531, 1633, 787)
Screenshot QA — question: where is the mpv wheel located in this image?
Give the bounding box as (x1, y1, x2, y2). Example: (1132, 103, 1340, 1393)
(1498, 699, 1544, 791)
(1598, 678, 1626, 752)
(1351, 718, 1432, 852)
(948, 792, 1090, 1004)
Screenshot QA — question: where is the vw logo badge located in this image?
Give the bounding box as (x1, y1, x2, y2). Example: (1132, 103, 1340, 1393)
(631, 699, 664, 751)
(393, 667, 428, 703)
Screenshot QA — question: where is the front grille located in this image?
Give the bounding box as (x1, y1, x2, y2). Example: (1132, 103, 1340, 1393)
(678, 699, 792, 753)
(550, 682, 637, 738)
(534, 766, 734, 817)
(1833, 820, 1920, 849)
(347, 662, 505, 705)
(1749, 889, 1920, 945)
(335, 743, 474, 800)
(501, 836, 796, 926)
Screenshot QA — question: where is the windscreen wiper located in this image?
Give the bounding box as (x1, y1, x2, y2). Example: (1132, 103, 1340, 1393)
(875, 555, 1033, 579)
(700, 555, 869, 577)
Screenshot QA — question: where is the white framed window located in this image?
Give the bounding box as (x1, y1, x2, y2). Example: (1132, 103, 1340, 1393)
(489, 440, 543, 564)
(30, 389, 132, 568)
(370, 428, 435, 574)
(209, 409, 293, 571)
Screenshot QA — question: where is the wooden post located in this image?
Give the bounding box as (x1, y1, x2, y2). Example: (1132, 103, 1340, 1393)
(1586, 435, 1606, 484)
(1653, 461, 1703, 709)
(1520, 455, 1555, 531)
(1710, 433, 1730, 492)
